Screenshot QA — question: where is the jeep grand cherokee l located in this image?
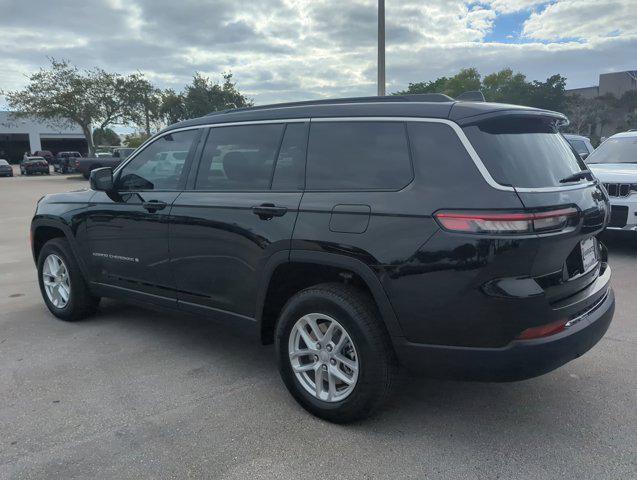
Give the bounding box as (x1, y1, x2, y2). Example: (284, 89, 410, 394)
(31, 95, 615, 422)
(586, 131, 637, 231)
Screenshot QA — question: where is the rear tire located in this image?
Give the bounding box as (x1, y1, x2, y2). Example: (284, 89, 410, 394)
(275, 283, 396, 423)
(37, 238, 100, 321)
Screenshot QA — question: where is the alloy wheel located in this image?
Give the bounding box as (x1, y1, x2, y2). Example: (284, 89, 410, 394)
(288, 313, 359, 402)
(42, 254, 71, 308)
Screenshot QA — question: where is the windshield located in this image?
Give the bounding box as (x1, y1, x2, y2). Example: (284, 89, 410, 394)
(0, 160, 9, 166)
(586, 136, 637, 164)
(464, 117, 587, 188)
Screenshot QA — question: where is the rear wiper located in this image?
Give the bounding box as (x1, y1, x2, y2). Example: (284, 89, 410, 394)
(559, 170, 593, 183)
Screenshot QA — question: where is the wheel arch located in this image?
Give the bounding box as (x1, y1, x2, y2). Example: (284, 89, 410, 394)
(31, 219, 90, 280)
(256, 250, 403, 345)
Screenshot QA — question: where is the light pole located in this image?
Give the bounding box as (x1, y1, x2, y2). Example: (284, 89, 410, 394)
(377, 0, 385, 96)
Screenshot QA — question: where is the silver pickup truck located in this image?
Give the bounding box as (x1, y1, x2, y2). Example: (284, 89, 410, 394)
(75, 147, 135, 179)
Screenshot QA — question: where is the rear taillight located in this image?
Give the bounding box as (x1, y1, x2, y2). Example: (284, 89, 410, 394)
(516, 319, 568, 340)
(434, 207, 578, 234)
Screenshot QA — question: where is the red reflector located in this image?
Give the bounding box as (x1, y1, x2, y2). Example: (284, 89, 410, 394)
(516, 319, 568, 340)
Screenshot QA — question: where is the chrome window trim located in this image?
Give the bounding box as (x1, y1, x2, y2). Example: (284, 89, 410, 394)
(113, 119, 309, 176)
(115, 115, 593, 193)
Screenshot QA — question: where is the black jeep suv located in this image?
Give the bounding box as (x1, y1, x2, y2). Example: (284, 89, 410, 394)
(31, 96, 615, 422)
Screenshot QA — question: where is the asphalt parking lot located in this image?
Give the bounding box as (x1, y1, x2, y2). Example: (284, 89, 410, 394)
(0, 167, 635, 479)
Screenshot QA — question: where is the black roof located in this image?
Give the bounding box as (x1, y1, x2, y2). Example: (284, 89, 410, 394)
(164, 95, 567, 133)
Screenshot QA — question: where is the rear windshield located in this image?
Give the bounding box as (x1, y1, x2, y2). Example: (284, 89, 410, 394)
(586, 136, 637, 164)
(463, 117, 587, 188)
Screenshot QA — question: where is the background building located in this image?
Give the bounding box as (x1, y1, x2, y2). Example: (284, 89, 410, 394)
(0, 111, 87, 162)
(567, 70, 637, 99)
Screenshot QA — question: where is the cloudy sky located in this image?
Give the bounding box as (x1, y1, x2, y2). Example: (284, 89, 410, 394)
(0, 0, 636, 107)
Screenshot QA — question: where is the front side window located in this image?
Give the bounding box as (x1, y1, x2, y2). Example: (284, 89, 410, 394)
(306, 121, 413, 190)
(464, 117, 587, 188)
(586, 136, 637, 164)
(117, 130, 197, 191)
(195, 124, 284, 191)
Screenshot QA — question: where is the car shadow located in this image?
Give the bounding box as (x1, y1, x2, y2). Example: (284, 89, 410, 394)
(90, 298, 274, 366)
(87, 299, 601, 437)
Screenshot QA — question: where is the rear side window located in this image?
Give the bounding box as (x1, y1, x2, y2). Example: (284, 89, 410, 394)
(463, 117, 587, 188)
(306, 122, 412, 190)
(195, 124, 284, 191)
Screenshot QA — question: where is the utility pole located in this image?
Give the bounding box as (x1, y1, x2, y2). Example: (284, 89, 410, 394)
(377, 0, 385, 96)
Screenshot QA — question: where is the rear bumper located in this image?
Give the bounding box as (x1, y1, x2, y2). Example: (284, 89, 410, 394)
(394, 286, 614, 382)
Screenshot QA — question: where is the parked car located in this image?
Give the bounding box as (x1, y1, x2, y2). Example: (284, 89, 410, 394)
(20, 156, 50, 175)
(563, 133, 595, 160)
(32, 150, 55, 165)
(31, 96, 615, 422)
(76, 147, 135, 179)
(0, 159, 13, 177)
(587, 131, 637, 231)
(53, 151, 82, 173)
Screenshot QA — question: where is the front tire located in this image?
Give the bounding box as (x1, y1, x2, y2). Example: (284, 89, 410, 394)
(37, 238, 100, 321)
(275, 283, 396, 423)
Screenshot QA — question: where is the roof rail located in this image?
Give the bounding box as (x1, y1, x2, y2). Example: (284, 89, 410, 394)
(205, 93, 455, 116)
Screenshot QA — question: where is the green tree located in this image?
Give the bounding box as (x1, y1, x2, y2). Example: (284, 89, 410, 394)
(529, 74, 567, 111)
(564, 94, 597, 135)
(93, 127, 121, 146)
(123, 132, 150, 148)
(395, 68, 480, 98)
(122, 73, 163, 136)
(182, 72, 253, 118)
(444, 68, 481, 97)
(482, 68, 531, 104)
(397, 67, 567, 112)
(159, 89, 187, 125)
(2, 59, 128, 155)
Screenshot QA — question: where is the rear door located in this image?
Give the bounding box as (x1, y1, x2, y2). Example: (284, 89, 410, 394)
(462, 115, 609, 303)
(169, 121, 308, 319)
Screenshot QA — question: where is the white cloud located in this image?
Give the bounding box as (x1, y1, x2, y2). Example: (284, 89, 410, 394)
(523, 0, 637, 41)
(0, 0, 634, 108)
(483, 0, 547, 14)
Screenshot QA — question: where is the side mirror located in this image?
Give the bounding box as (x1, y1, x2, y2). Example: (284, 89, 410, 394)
(90, 167, 114, 191)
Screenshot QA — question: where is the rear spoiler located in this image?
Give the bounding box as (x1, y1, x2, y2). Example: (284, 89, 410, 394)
(456, 91, 485, 102)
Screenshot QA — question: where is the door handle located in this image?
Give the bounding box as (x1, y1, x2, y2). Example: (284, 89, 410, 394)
(142, 200, 168, 212)
(252, 203, 287, 219)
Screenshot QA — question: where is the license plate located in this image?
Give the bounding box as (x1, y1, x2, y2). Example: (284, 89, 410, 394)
(580, 237, 597, 272)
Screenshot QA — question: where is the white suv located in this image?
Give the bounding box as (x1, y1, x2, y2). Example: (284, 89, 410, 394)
(587, 131, 637, 231)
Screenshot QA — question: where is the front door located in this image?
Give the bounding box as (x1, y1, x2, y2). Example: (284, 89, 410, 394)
(85, 129, 201, 301)
(169, 122, 308, 318)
